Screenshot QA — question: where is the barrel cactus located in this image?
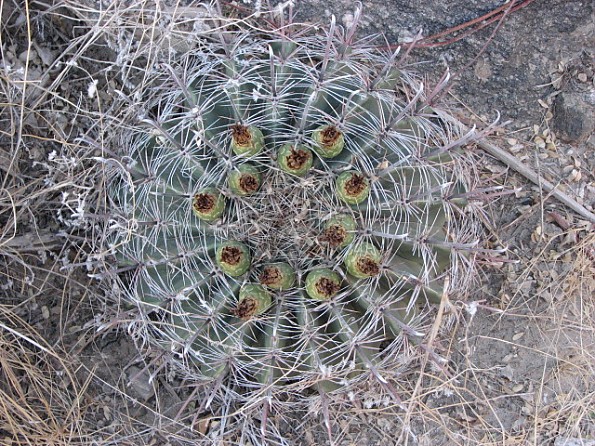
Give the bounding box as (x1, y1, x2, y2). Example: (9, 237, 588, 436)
(107, 6, 482, 410)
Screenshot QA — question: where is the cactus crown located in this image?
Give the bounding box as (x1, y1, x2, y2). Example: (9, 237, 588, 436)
(109, 6, 482, 404)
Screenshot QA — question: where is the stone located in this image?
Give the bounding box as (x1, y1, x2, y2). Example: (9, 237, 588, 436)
(552, 92, 595, 144)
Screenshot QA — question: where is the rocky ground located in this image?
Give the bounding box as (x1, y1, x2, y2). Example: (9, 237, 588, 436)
(0, 0, 593, 445)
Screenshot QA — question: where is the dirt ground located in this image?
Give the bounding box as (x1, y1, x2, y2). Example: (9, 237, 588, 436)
(0, 1, 593, 445)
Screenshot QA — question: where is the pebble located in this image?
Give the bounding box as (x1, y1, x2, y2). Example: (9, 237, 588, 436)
(552, 92, 595, 143)
(127, 366, 154, 400)
(37, 46, 56, 66)
(512, 332, 525, 341)
(500, 364, 514, 380)
(18, 49, 37, 63)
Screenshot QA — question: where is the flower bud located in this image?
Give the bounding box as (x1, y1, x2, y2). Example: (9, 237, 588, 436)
(336, 171, 370, 205)
(192, 187, 226, 222)
(234, 284, 271, 320)
(231, 124, 265, 156)
(277, 144, 313, 177)
(344, 242, 381, 279)
(229, 164, 262, 196)
(305, 268, 342, 300)
(216, 241, 251, 277)
(320, 214, 356, 248)
(312, 125, 344, 158)
(259, 262, 296, 290)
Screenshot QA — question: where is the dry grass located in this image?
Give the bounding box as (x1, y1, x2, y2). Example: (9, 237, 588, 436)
(0, 306, 93, 445)
(0, 1, 593, 445)
(0, 1, 119, 444)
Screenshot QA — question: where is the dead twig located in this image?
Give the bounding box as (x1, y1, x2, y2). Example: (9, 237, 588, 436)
(472, 134, 595, 224)
(396, 0, 536, 49)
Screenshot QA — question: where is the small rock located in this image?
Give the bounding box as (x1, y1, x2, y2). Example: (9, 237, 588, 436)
(18, 49, 37, 63)
(500, 364, 514, 380)
(552, 92, 595, 143)
(37, 46, 56, 66)
(512, 417, 526, 431)
(127, 366, 154, 401)
(474, 57, 492, 81)
(512, 332, 525, 341)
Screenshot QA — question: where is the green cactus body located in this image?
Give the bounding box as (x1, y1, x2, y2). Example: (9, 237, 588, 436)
(110, 9, 482, 400)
